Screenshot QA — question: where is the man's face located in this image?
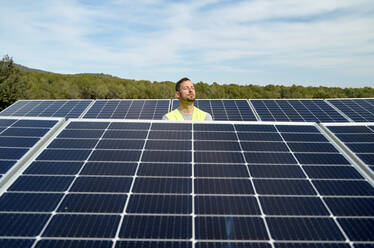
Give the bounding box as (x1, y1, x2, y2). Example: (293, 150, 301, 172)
(176, 80, 195, 102)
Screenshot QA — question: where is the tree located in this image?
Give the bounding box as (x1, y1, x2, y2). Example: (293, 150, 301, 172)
(0, 55, 26, 110)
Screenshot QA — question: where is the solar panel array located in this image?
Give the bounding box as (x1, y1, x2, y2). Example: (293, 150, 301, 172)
(0, 100, 92, 118)
(328, 98, 374, 122)
(83, 100, 170, 120)
(251, 99, 349, 122)
(325, 123, 374, 172)
(172, 99, 257, 121)
(0, 118, 60, 180)
(0, 120, 373, 247)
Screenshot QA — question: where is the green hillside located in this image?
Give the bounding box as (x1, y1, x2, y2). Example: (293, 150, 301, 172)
(1, 55, 373, 110)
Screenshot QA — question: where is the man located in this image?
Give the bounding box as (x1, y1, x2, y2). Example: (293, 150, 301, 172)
(163, 77, 213, 121)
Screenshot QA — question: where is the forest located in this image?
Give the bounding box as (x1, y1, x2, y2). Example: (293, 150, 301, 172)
(1, 55, 373, 110)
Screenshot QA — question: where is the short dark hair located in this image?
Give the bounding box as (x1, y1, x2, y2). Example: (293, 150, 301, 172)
(175, 77, 191, 91)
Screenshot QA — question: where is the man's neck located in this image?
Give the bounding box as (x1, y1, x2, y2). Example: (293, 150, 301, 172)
(179, 101, 194, 114)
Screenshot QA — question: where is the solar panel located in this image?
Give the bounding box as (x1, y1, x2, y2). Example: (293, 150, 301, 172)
(0, 100, 93, 118)
(251, 99, 349, 122)
(0, 117, 62, 181)
(324, 123, 374, 173)
(172, 99, 257, 121)
(328, 98, 374, 122)
(82, 99, 170, 119)
(0, 120, 373, 247)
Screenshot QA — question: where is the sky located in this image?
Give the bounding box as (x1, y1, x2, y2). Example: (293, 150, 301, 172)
(1, 0, 374, 87)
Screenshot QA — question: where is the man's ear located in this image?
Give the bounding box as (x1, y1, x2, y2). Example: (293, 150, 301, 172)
(175, 91, 180, 99)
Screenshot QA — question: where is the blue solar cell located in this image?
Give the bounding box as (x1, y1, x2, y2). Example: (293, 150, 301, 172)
(196, 217, 268, 240)
(57, 129, 104, 138)
(267, 217, 345, 241)
(195, 196, 260, 214)
(194, 131, 238, 141)
(137, 163, 192, 177)
(281, 133, 328, 142)
(66, 122, 110, 129)
(89, 150, 141, 162)
(70, 177, 132, 193)
(80, 162, 136, 176)
(9, 176, 74, 192)
(0, 193, 63, 212)
(295, 153, 349, 165)
(254, 179, 316, 195)
(336, 134, 374, 142)
(195, 151, 245, 163)
(0, 148, 28, 159)
(235, 124, 276, 132)
(0, 137, 39, 147)
(313, 180, 374, 196)
(25, 161, 83, 175)
(287, 142, 338, 153)
(196, 242, 271, 248)
(0, 213, 50, 236)
(194, 164, 249, 178)
(0, 239, 35, 248)
(48, 139, 98, 149)
(0, 160, 15, 174)
(346, 143, 374, 153)
(357, 154, 374, 165)
(303, 166, 363, 179)
(325, 197, 374, 216)
(96, 139, 144, 149)
(103, 130, 148, 139)
(35, 240, 113, 248)
(338, 218, 374, 241)
(327, 126, 373, 133)
(108, 122, 150, 130)
(274, 243, 350, 248)
(238, 132, 283, 141)
(133, 177, 191, 193)
(115, 241, 192, 248)
(276, 125, 319, 133)
(240, 142, 289, 152)
(249, 165, 305, 178)
(146, 140, 191, 150)
(58, 194, 127, 213)
(151, 123, 192, 131)
(127, 195, 192, 214)
(149, 131, 192, 140)
(194, 124, 234, 131)
(37, 149, 91, 161)
(13, 120, 58, 128)
(119, 215, 192, 239)
(260, 196, 329, 215)
(0, 128, 49, 137)
(43, 214, 120, 238)
(0, 119, 17, 126)
(142, 150, 191, 162)
(195, 178, 254, 194)
(244, 152, 297, 164)
(194, 141, 240, 151)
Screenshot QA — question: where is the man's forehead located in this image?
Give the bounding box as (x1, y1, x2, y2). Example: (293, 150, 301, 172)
(180, 80, 194, 87)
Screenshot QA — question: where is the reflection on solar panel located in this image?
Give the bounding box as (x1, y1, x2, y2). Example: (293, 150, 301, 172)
(0, 118, 60, 179)
(0, 120, 372, 246)
(325, 123, 374, 172)
(251, 99, 348, 122)
(328, 98, 374, 122)
(83, 100, 170, 119)
(0, 100, 92, 118)
(172, 99, 257, 121)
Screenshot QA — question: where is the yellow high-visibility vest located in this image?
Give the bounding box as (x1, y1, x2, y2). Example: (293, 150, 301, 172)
(165, 107, 207, 121)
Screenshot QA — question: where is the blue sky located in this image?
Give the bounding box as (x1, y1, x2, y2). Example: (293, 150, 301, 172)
(1, 0, 374, 87)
